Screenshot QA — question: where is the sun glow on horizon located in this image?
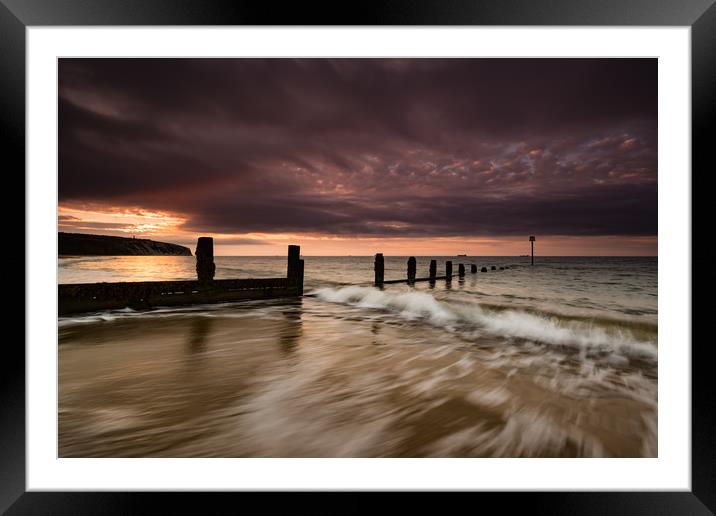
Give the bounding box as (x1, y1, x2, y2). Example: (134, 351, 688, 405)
(57, 204, 657, 257)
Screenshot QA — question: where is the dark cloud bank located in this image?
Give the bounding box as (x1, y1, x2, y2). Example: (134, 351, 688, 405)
(59, 58, 657, 238)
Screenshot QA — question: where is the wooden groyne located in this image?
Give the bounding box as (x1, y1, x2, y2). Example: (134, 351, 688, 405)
(58, 238, 304, 316)
(374, 255, 508, 286)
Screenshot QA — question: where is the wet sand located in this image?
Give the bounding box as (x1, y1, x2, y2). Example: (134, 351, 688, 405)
(59, 298, 656, 458)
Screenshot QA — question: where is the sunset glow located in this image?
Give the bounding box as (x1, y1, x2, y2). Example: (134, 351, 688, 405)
(56, 56, 661, 461)
(58, 203, 656, 257)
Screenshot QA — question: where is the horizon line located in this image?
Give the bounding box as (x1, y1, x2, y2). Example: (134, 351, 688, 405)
(209, 254, 658, 258)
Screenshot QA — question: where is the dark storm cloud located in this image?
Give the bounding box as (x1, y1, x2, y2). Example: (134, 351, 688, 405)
(178, 183, 657, 237)
(59, 58, 657, 237)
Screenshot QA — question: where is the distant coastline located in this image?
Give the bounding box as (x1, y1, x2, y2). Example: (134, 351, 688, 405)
(58, 232, 192, 256)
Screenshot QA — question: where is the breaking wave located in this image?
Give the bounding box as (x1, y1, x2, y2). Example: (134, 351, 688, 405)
(311, 285, 657, 361)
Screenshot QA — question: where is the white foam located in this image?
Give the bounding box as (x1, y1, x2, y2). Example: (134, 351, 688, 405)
(313, 286, 456, 325)
(312, 286, 657, 362)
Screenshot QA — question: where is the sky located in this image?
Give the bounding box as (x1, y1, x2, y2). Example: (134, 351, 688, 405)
(58, 58, 657, 256)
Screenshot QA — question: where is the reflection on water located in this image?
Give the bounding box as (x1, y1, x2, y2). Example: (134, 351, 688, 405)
(187, 317, 212, 354)
(279, 298, 303, 355)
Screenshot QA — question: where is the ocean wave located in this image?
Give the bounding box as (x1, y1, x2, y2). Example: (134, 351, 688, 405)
(310, 285, 657, 361)
(442, 292, 657, 333)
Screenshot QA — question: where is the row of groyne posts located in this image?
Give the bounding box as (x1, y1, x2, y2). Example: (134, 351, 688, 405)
(59, 236, 533, 315)
(373, 254, 508, 287)
(58, 237, 304, 316)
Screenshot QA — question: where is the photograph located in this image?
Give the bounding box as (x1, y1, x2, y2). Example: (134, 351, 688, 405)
(57, 57, 658, 459)
(4, 0, 710, 508)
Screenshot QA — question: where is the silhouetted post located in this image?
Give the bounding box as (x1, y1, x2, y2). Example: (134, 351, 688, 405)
(491, 266, 496, 270)
(287, 245, 300, 280)
(429, 260, 437, 279)
(458, 263, 465, 277)
(471, 264, 477, 273)
(529, 236, 536, 265)
(374, 253, 384, 286)
(195, 237, 215, 284)
(287, 245, 304, 294)
(481, 267, 488, 272)
(445, 261, 453, 281)
(407, 257, 416, 283)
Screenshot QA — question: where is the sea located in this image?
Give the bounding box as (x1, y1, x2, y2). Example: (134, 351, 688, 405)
(58, 255, 657, 457)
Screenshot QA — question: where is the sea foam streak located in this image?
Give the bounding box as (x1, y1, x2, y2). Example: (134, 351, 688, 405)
(311, 285, 656, 360)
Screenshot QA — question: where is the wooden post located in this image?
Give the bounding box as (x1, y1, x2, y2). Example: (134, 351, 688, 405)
(287, 245, 300, 279)
(407, 257, 416, 283)
(481, 266, 488, 272)
(491, 266, 496, 270)
(458, 263, 465, 277)
(429, 259, 437, 279)
(445, 260, 453, 280)
(195, 237, 215, 284)
(529, 235, 536, 266)
(287, 245, 303, 294)
(471, 264, 477, 273)
(374, 253, 384, 286)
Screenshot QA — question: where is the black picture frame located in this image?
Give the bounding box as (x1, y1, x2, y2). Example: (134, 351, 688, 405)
(4, 0, 711, 513)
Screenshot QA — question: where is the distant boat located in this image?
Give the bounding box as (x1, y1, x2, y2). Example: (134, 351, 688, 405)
(457, 253, 467, 256)
(519, 254, 529, 257)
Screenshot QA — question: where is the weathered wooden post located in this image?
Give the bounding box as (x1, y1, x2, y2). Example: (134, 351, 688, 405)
(491, 265, 496, 270)
(458, 263, 465, 277)
(445, 260, 453, 281)
(429, 259, 437, 280)
(287, 245, 300, 279)
(195, 237, 216, 284)
(407, 257, 416, 283)
(481, 266, 488, 272)
(471, 264, 477, 273)
(529, 235, 536, 265)
(287, 245, 304, 295)
(374, 253, 384, 286)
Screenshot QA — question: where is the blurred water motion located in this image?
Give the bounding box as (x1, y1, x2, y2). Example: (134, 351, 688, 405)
(59, 256, 656, 457)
